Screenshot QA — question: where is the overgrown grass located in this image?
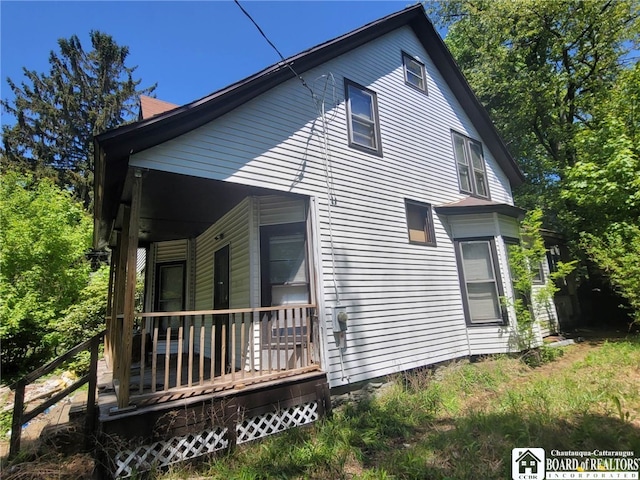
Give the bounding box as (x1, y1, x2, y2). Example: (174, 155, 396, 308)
(159, 338, 640, 480)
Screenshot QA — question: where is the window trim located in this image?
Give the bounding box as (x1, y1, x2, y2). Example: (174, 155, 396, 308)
(404, 199, 437, 246)
(451, 131, 490, 199)
(402, 51, 427, 94)
(344, 78, 383, 156)
(454, 237, 508, 326)
(505, 236, 545, 285)
(154, 260, 186, 339)
(260, 222, 310, 308)
(532, 261, 545, 284)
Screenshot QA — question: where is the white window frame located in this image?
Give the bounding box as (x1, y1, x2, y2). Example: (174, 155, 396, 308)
(402, 52, 427, 93)
(344, 78, 383, 156)
(452, 131, 490, 199)
(455, 237, 507, 325)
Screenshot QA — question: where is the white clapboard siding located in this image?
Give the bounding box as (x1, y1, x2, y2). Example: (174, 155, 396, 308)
(194, 198, 251, 362)
(532, 259, 559, 337)
(259, 195, 306, 226)
(130, 26, 522, 387)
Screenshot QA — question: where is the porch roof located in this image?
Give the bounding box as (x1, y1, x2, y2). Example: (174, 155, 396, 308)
(114, 170, 286, 246)
(435, 196, 526, 218)
(94, 4, 525, 248)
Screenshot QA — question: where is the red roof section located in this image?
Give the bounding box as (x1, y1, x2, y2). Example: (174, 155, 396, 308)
(139, 95, 179, 120)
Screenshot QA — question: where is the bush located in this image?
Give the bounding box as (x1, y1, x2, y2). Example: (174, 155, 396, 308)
(0, 169, 92, 380)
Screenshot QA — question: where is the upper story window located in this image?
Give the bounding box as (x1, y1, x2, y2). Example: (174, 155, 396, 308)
(405, 199, 436, 246)
(452, 132, 489, 198)
(402, 52, 427, 93)
(345, 78, 382, 156)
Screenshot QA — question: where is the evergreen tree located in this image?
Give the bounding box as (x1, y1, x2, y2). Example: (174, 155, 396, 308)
(2, 30, 156, 210)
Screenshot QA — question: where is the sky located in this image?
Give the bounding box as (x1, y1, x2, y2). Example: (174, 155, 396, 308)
(1, 0, 420, 122)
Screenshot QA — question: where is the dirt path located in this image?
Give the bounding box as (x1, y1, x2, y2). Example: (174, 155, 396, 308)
(0, 387, 87, 459)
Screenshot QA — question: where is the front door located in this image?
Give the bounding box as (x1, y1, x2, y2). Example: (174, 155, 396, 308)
(213, 245, 230, 375)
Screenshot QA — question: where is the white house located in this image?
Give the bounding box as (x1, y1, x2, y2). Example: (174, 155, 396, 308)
(93, 4, 558, 475)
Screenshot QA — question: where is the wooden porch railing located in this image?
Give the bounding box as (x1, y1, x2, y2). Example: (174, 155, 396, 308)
(111, 305, 319, 402)
(9, 331, 104, 458)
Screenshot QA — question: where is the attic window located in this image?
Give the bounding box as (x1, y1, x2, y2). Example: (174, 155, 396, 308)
(402, 52, 427, 93)
(344, 78, 383, 156)
(452, 131, 490, 199)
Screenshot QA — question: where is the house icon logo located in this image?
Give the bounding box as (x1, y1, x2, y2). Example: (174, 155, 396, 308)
(512, 448, 545, 480)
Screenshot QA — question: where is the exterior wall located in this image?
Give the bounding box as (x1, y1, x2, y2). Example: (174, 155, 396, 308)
(441, 214, 540, 355)
(194, 198, 251, 361)
(194, 198, 251, 311)
(146, 239, 191, 355)
(131, 26, 519, 387)
(532, 258, 559, 337)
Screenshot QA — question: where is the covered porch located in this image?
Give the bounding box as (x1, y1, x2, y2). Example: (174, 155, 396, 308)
(96, 165, 326, 409)
(94, 166, 329, 475)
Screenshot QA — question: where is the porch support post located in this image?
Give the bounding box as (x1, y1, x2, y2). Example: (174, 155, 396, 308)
(104, 249, 117, 368)
(118, 169, 143, 409)
(112, 231, 127, 382)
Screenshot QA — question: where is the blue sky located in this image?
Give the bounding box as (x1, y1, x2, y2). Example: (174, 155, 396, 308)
(1, 1, 419, 118)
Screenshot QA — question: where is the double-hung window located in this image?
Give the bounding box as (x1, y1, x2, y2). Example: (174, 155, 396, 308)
(455, 238, 506, 325)
(402, 52, 427, 93)
(345, 78, 382, 155)
(452, 132, 489, 198)
(155, 261, 186, 338)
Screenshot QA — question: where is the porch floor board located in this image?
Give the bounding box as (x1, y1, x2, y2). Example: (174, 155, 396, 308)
(97, 356, 322, 418)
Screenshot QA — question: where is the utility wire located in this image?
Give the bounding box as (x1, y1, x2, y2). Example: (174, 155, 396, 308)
(234, 0, 315, 99)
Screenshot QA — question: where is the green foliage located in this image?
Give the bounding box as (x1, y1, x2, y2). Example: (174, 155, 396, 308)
(0, 168, 92, 378)
(505, 209, 575, 348)
(159, 339, 640, 480)
(1, 30, 155, 209)
(427, 0, 639, 220)
(54, 265, 110, 351)
(429, 0, 639, 322)
(580, 225, 640, 323)
(562, 63, 640, 323)
(521, 345, 564, 368)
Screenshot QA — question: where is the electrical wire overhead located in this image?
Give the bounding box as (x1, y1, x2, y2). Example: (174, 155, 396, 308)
(233, 0, 315, 100)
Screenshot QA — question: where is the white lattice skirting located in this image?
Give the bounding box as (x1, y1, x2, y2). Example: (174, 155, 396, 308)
(237, 400, 319, 444)
(112, 401, 319, 478)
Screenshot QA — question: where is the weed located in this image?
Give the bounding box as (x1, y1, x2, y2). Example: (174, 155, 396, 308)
(152, 339, 639, 480)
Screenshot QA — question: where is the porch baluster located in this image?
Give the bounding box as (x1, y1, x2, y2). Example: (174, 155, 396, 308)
(177, 319, 184, 387)
(139, 320, 146, 394)
(306, 308, 312, 366)
(199, 315, 205, 385)
(164, 325, 171, 390)
(230, 313, 236, 382)
(210, 316, 216, 383)
(240, 313, 246, 380)
(188, 316, 194, 387)
(151, 319, 159, 393)
(220, 322, 226, 382)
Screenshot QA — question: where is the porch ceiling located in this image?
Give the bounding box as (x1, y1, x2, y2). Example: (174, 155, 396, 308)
(113, 169, 285, 245)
